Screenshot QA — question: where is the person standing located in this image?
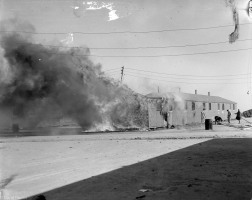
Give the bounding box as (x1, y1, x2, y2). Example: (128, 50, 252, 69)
(235, 109, 241, 124)
(163, 112, 169, 129)
(227, 109, 231, 123)
(201, 108, 206, 123)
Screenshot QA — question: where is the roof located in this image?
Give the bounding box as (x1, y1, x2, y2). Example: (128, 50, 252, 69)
(145, 92, 236, 104)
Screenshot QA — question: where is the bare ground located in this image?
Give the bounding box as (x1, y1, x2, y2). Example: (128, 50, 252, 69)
(0, 123, 252, 200)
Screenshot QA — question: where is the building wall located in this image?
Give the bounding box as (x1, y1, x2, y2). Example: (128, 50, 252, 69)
(148, 102, 165, 128)
(170, 101, 237, 126)
(147, 98, 237, 127)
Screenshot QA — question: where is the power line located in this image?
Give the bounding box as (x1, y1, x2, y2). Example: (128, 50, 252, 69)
(126, 68, 251, 77)
(88, 47, 252, 57)
(3, 42, 252, 58)
(124, 73, 247, 85)
(8, 38, 252, 50)
(89, 38, 252, 49)
(125, 71, 250, 80)
(18, 46, 252, 58)
(1, 23, 251, 35)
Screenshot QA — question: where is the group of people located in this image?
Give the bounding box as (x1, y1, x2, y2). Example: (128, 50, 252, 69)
(227, 109, 241, 124)
(201, 108, 241, 124)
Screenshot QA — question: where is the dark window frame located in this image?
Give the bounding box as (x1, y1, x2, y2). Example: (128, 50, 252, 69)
(209, 103, 211, 110)
(192, 101, 195, 111)
(222, 103, 225, 110)
(203, 102, 206, 110)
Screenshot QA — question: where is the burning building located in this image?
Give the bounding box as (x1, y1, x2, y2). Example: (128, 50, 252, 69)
(146, 91, 237, 128)
(0, 19, 148, 132)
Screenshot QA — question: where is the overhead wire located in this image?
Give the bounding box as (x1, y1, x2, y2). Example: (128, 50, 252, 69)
(7, 46, 251, 58)
(124, 73, 247, 85)
(126, 68, 251, 77)
(4, 40, 252, 79)
(125, 71, 250, 81)
(5, 38, 252, 50)
(89, 47, 252, 57)
(2, 25, 252, 82)
(1, 41, 251, 79)
(0, 22, 251, 35)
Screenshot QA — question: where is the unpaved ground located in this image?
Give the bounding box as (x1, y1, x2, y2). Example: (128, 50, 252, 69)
(0, 124, 252, 200)
(34, 138, 252, 200)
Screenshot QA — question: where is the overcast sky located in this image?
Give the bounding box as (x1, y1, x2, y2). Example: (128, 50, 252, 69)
(1, 0, 252, 111)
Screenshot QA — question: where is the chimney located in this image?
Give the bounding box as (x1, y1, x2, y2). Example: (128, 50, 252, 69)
(208, 92, 210, 96)
(195, 90, 197, 95)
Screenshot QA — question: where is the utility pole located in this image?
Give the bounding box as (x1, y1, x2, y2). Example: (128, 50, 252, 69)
(121, 66, 124, 83)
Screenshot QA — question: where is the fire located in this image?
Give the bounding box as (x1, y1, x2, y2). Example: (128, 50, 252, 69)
(0, 19, 148, 132)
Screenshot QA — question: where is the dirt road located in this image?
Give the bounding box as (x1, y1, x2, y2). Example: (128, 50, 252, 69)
(0, 125, 251, 200)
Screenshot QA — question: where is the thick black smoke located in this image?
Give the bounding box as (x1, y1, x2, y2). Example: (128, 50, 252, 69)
(0, 19, 148, 130)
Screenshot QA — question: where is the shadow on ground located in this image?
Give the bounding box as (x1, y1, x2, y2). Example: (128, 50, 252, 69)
(26, 138, 252, 200)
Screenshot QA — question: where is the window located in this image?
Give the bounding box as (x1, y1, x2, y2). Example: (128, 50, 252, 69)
(203, 102, 206, 110)
(209, 103, 211, 110)
(192, 101, 195, 110)
(156, 100, 162, 111)
(218, 103, 220, 110)
(222, 103, 225, 110)
(233, 104, 235, 110)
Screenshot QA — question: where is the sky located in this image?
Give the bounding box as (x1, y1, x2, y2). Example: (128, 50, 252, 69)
(1, 0, 252, 111)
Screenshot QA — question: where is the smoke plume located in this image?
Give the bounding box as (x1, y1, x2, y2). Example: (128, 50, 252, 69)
(0, 19, 148, 130)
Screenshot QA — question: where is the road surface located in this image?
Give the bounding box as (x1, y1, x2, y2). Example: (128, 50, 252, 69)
(0, 123, 251, 200)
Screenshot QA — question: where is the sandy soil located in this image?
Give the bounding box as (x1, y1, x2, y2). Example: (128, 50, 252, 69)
(0, 124, 251, 200)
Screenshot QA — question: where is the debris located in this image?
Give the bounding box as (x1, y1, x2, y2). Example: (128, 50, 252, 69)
(139, 189, 150, 193)
(0, 174, 17, 189)
(242, 110, 252, 118)
(225, 0, 239, 43)
(242, 126, 252, 130)
(136, 195, 146, 199)
(170, 125, 175, 129)
(229, 8, 239, 43)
